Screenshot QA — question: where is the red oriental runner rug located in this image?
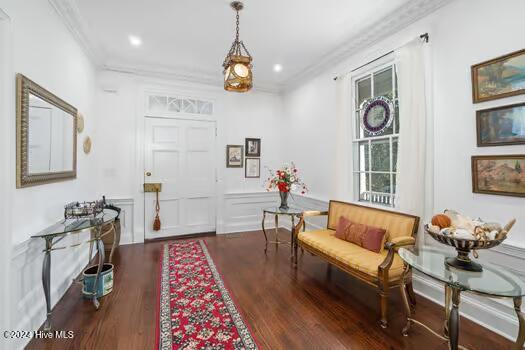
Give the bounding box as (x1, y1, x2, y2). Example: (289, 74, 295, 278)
(156, 240, 258, 350)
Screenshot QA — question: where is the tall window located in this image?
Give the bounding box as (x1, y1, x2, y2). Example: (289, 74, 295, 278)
(353, 63, 399, 207)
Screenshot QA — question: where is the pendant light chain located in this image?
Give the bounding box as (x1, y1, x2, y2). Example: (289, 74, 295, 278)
(235, 9, 240, 43)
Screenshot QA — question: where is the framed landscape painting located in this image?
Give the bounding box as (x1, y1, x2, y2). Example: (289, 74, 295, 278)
(476, 102, 525, 146)
(226, 145, 243, 168)
(472, 155, 525, 197)
(471, 48, 525, 103)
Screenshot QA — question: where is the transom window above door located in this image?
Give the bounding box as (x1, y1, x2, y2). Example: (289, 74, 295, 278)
(353, 63, 399, 207)
(147, 94, 214, 116)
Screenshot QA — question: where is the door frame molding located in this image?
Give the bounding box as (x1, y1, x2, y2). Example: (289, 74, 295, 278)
(136, 86, 221, 241)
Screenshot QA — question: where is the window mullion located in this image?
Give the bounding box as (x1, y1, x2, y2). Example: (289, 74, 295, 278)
(388, 136, 394, 206)
(368, 138, 372, 203)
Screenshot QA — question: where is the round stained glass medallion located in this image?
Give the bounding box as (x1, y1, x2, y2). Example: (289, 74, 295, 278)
(359, 96, 395, 135)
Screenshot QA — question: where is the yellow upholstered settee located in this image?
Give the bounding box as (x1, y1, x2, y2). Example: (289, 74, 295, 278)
(293, 200, 420, 328)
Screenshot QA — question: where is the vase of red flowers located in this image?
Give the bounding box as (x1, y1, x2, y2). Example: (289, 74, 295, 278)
(265, 162, 308, 210)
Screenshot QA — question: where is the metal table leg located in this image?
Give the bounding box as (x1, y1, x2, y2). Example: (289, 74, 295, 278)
(108, 222, 117, 264)
(448, 287, 461, 350)
(91, 236, 105, 310)
(261, 211, 268, 243)
(444, 285, 452, 338)
(262, 211, 268, 253)
(513, 297, 525, 350)
(400, 264, 412, 336)
(290, 215, 295, 256)
(42, 237, 52, 331)
(274, 214, 279, 244)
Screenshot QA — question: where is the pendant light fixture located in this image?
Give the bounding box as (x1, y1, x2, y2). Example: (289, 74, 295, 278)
(223, 1, 253, 92)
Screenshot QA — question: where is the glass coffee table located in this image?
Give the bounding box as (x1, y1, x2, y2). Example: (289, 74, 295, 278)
(262, 206, 305, 255)
(398, 247, 525, 350)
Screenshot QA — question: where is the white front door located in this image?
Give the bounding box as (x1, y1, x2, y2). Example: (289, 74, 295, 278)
(144, 117, 216, 239)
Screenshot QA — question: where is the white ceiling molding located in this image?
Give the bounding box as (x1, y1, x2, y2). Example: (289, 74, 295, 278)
(48, 0, 106, 65)
(103, 62, 283, 94)
(284, 0, 455, 89)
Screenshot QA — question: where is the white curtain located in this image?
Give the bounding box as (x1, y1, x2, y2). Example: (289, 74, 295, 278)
(395, 39, 432, 222)
(334, 74, 353, 201)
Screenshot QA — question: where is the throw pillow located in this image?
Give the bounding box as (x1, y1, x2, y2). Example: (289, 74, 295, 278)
(361, 226, 387, 253)
(346, 223, 368, 245)
(335, 217, 352, 240)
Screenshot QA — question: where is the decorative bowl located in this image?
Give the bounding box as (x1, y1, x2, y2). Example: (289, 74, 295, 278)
(64, 200, 104, 219)
(424, 224, 506, 272)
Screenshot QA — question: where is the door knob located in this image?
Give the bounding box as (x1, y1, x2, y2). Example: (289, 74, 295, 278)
(145, 171, 152, 176)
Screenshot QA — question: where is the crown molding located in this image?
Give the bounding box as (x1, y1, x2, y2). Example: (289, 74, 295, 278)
(284, 0, 455, 89)
(48, 0, 105, 65)
(103, 62, 283, 94)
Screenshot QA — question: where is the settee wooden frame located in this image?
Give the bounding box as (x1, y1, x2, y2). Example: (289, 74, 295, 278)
(292, 200, 420, 328)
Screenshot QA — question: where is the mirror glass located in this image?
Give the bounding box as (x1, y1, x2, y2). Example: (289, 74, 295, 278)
(27, 94, 74, 174)
(17, 74, 77, 188)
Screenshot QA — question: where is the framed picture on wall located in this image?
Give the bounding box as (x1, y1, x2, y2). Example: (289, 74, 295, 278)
(245, 158, 260, 178)
(472, 155, 525, 197)
(245, 138, 261, 157)
(226, 145, 243, 168)
(471, 48, 525, 103)
(476, 102, 525, 146)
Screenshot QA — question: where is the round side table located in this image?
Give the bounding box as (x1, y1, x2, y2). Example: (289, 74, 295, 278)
(262, 206, 305, 255)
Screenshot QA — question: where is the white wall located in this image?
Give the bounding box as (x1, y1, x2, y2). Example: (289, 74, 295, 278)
(94, 71, 285, 237)
(0, 0, 98, 348)
(285, 0, 525, 247)
(283, 0, 525, 341)
(0, 8, 13, 350)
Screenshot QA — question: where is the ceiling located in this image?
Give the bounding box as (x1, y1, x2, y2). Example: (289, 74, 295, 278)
(62, 0, 450, 92)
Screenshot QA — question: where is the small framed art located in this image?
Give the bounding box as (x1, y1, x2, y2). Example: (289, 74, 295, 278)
(471, 48, 525, 103)
(476, 102, 525, 147)
(472, 155, 525, 197)
(245, 158, 260, 178)
(226, 145, 243, 168)
(245, 138, 261, 157)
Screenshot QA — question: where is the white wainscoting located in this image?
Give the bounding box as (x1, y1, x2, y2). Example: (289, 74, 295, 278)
(106, 198, 136, 245)
(218, 192, 329, 235)
(8, 198, 136, 350)
(265, 194, 525, 342)
(218, 192, 279, 234)
(10, 232, 90, 350)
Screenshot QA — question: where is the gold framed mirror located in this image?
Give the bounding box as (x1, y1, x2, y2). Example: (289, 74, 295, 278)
(16, 74, 77, 188)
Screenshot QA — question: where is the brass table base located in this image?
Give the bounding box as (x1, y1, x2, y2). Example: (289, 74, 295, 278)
(400, 265, 525, 350)
(261, 211, 304, 256)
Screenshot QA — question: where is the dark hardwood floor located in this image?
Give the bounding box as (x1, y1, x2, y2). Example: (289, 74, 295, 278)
(27, 230, 512, 350)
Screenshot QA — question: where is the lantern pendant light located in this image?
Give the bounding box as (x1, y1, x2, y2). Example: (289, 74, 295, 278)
(223, 1, 253, 92)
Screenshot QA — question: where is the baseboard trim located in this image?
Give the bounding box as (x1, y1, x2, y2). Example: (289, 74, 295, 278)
(144, 231, 216, 243)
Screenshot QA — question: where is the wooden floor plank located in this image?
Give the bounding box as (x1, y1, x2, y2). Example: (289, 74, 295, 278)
(26, 230, 513, 350)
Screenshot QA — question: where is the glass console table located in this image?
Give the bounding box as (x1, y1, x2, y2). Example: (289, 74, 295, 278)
(262, 206, 305, 255)
(31, 210, 118, 330)
(398, 247, 525, 350)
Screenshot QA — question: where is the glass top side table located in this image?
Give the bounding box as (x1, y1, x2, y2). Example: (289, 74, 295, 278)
(398, 247, 525, 350)
(262, 206, 304, 255)
(31, 210, 118, 330)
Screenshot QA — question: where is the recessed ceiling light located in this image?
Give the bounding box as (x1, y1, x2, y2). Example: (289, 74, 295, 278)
(273, 64, 283, 72)
(128, 35, 142, 47)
